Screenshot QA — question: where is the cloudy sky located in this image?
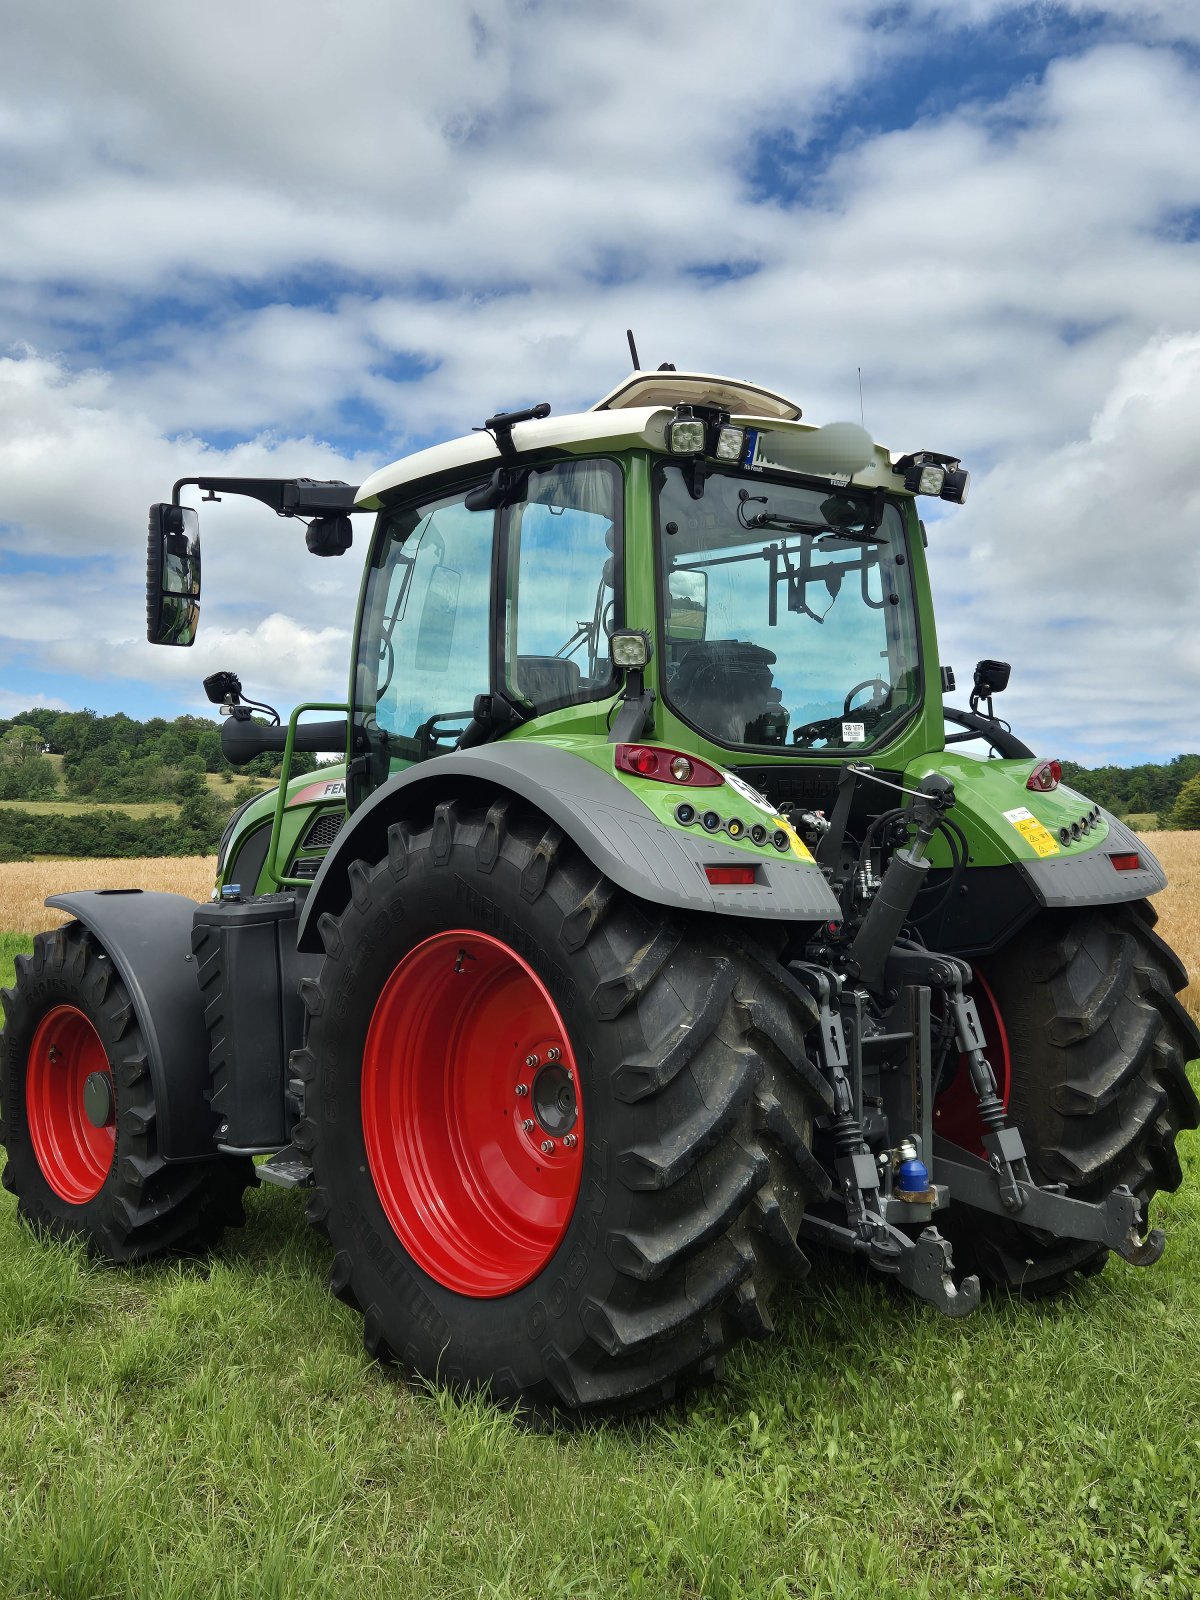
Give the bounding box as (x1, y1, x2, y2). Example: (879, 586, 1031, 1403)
(1, 0, 1197, 764)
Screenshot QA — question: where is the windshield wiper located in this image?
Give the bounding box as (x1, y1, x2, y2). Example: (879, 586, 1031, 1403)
(737, 487, 887, 544)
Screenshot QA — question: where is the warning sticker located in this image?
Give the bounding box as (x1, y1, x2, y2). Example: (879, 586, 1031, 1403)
(841, 721, 866, 743)
(775, 815, 815, 863)
(1002, 805, 1059, 857)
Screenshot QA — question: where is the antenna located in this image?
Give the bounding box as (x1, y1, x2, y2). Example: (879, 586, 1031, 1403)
(857, 366, 865, 428)
(627, 329, 641, 370)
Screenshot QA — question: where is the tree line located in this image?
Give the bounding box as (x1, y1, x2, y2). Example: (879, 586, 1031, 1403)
(0, 707, 323, 860)
(0, 707, 316, 803)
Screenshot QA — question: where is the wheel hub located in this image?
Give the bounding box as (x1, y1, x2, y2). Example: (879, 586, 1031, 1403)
(362, 929, 585, 1297)
(26, 1005, 116, 1204)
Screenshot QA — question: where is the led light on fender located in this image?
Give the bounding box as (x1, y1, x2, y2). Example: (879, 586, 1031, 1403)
(715, 425, 744, 462)
(917, 463, 946, 496)
(1109, 851, 1141, 872)
(1026, 758, 1062, 793)
(705, 865, 758, 886)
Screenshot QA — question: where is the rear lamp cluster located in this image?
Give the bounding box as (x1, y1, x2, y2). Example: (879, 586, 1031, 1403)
(674, 801, 791, 852)
(615, 744, 723, 786)
(1056, 806, 1103, 846)
(1026, 758, 1063, 793)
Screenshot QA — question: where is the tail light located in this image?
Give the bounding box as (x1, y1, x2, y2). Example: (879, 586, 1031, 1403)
(1026, 758, 1062, 793)
(1109, 852, 1141, 872)
(615, 744, 723, 787)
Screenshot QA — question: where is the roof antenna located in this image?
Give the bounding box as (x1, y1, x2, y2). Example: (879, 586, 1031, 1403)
(627, 329, 641, 370)
(857, 366, 865, 427)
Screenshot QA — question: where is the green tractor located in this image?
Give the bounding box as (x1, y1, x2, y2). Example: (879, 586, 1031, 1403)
(3, 365, 1196, 1418)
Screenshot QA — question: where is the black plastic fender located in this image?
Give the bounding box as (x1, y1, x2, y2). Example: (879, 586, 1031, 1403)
(296, 741, 842, 953)
(44, 890, 214, 1162)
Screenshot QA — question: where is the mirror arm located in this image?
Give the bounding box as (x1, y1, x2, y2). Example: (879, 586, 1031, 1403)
(171, 477, 360, 516)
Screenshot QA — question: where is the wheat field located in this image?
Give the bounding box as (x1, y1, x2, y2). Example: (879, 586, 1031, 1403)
(0, 835, 1197, 1017)
(0, 855, 217, 934)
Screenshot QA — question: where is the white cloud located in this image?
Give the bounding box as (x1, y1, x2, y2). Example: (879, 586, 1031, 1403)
(1, 3, 1199, 760)
(934, 329, 1200, 762)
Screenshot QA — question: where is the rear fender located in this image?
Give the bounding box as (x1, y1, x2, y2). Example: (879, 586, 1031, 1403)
(296, 742, 842, 952)
(45, 890, 213, 1162)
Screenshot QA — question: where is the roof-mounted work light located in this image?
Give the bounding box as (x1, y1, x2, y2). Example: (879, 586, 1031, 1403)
(893, 450, 970, 504)
(666, 404, 747, 464)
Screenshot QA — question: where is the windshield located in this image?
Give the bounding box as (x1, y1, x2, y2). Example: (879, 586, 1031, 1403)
(656, 465, 920, 752)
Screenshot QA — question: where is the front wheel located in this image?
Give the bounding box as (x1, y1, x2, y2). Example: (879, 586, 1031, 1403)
(1, 923, 252, 1261)
(295, 797, 832, 1418)
(939, 902, 1200, 1295)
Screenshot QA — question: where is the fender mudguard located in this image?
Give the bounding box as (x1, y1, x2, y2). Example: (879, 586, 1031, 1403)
(45, 890, 213, 1162)
(296, 742, 842, 953)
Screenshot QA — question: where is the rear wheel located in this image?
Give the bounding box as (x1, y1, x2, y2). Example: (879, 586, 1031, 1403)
(295, 797, 832, 1418)
(939, 902, 1200, 1295)
(1, 923, 252, 1261)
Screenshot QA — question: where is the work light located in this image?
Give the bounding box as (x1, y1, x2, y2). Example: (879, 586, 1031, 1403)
(609, 628, 653, 669)
(667, 407, 706, 455)
(714, 424, 745, 462)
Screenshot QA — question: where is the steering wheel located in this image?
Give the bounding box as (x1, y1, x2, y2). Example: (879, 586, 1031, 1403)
(844, 678, 892, 717)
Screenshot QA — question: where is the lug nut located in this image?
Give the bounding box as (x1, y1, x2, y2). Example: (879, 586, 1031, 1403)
(540, 1139, 555, 1154)
(522, 1119, 535, 1132)
(563, 1134, 578, 1149)
(525, 1053, 539, 1068)
(515, 1083, 528, 1096)
(546, 1046, 561, 1062)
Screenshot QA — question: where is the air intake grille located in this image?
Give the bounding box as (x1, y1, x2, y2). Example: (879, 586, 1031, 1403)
(301, 811, 343, 852)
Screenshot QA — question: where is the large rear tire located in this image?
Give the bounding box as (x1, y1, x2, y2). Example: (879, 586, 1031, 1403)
(295, 797, 832, 1418)
(941, 901, 1200, 1295)
(1, 923, 253, 1262)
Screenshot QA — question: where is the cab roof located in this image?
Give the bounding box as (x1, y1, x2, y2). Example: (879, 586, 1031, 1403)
(355, 371, 896, 509)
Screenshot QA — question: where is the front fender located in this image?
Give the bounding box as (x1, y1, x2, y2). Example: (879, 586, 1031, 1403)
(45, 890, 213, 1162)
(296, 743, 842, 952)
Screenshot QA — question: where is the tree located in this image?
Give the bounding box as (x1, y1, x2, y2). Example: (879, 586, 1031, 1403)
(0, 726, 59, 800)
(1168, 775, 1200, 830)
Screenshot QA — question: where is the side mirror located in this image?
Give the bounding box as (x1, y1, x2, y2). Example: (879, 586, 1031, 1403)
(667, 568, 708, 642)
(306, 514, 353, 557)
(146, 504, 201, 647)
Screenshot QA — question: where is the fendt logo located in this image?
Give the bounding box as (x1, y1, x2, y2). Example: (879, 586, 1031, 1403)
(291, 778, 347, 806)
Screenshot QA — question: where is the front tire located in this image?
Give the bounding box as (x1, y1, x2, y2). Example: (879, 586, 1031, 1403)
(1, 922, 253, 1261)
(295, 797, 832, 1418)
(941, 902, 1200, 1295)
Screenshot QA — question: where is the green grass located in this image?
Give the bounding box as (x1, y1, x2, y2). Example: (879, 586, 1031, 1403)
(0, 933, 33, 988)
(0, 798, 177, 818)
(0, 934, 1196, 1596)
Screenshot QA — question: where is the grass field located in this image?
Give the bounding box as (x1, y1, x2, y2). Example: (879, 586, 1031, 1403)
(0, 838, 1197, 1596)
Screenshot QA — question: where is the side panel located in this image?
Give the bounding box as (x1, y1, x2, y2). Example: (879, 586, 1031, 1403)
(44, 890, 213, 1162)
(296, 741, 843, 952)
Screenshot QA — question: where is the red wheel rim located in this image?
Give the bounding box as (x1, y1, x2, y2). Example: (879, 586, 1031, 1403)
(362, 929, 585, 1297)
(933, 970, 1012, 1156)
(26, 1005, 116, 1204)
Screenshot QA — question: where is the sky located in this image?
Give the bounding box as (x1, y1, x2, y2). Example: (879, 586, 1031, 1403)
(1, 0, 1198, 765)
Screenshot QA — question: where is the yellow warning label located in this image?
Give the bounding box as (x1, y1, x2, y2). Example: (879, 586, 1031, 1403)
(1010, 815, 1059, 857)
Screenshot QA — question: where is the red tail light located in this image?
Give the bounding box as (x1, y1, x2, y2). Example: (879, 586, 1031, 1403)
(615, 744, 724, 787)
(1026, 759, 1063, 793)
(705, 865, 759, 886)
(1109, 852, 1141, 872)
